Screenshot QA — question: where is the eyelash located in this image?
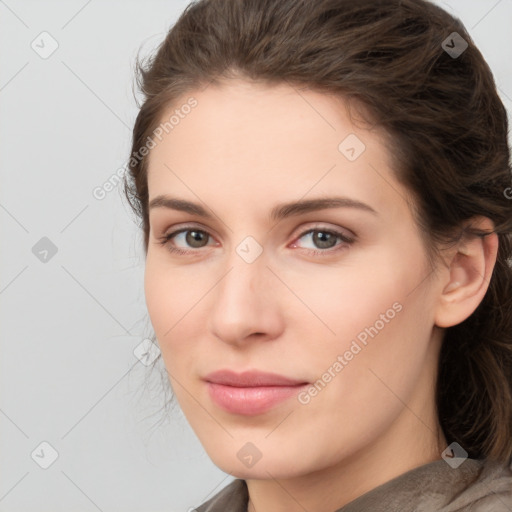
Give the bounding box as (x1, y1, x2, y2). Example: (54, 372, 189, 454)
(157, 224, 355, 257)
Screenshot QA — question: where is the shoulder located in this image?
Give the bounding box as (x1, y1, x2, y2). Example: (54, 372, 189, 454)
(338, 456, 512, 512)
(191, 458, 512, 512)
(194, 479, 248, 512)
(435, 457, 512, 512)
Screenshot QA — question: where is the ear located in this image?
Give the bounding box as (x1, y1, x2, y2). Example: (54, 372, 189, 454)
(434, 216, 499, 328)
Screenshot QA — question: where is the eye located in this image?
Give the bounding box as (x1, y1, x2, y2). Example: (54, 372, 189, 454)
(157, 224, 355, 256)
(157, 227, 216, 255)
(290, 226, 355, 255)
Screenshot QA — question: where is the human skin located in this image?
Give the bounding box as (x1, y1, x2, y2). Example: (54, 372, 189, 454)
(143, 80, 498, 512)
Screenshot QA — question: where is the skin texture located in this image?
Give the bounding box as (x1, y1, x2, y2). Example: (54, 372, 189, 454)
(143, 80, 498, 512)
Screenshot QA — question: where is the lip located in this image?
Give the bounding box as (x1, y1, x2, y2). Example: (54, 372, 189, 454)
(204, 369, 308, 387)
(204, 370, 309, 415)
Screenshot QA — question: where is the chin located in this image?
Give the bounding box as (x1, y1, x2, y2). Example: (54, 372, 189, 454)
(208, 449, 309, 480)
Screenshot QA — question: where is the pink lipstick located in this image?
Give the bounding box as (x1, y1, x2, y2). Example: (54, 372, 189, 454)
(204, 369, 309, 415)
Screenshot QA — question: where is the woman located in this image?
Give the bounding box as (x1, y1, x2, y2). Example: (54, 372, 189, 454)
(124, 0, 512, 510)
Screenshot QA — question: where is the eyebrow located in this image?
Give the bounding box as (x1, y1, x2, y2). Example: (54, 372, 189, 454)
(148, 195, 378, 222)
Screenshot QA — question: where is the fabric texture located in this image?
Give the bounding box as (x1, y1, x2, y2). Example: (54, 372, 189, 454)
(194, 457, 512, 512)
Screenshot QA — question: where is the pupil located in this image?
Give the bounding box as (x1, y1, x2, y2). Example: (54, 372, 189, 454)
(315, 231, 334, 248)
(187, 230, 205, 247)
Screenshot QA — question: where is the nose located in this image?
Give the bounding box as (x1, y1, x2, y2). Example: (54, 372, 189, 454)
(208, 251, 284, 347)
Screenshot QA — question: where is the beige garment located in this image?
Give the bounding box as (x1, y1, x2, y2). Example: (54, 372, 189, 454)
(195, 457, 512, 511)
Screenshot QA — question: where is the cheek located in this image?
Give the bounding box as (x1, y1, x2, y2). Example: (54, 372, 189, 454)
(298, 241, 434, 386)
(144, 256, 187, 346)
(303, 247, 435, 414)
(144, 258, 172, 336)
(144, 231, 433, 371)
(143, 255, 216, 367)
(292, 250, 417, 346)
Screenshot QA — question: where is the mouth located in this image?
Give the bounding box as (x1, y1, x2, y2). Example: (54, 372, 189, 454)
(203, 369, 310, 415)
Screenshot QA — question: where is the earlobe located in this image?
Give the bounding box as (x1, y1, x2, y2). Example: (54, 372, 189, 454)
(434, 217, 498, 328)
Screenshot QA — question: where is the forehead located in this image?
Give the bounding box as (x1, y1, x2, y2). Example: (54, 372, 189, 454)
(145, 80, 406, 219)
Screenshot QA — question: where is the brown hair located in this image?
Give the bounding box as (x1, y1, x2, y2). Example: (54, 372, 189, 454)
(124, 0, 512, 463)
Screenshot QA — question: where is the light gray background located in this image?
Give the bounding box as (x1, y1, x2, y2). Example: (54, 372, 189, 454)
(1, 1, 511, 511)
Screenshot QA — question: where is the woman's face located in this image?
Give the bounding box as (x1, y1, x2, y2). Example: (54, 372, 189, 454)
(144, 80, 446, 480)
